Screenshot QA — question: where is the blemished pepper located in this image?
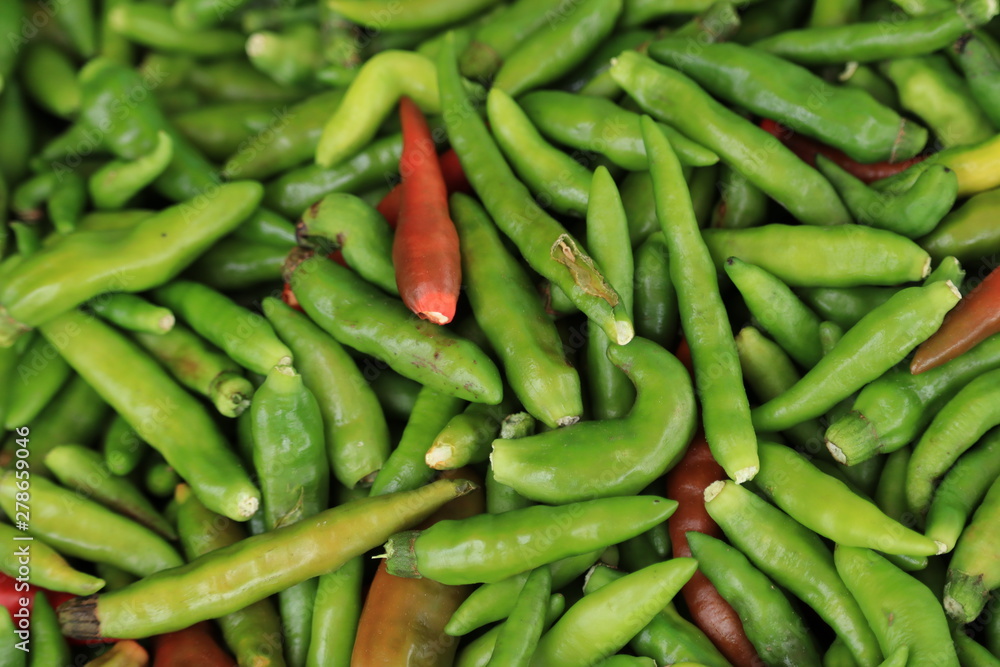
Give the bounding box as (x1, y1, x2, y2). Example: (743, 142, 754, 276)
(0, 473, 182, 578)
(45, 445, 175, 540)
(687, 532, 822, 667)
(58, 478, 476, 640)
(836, 546, 959, 666)
(0, 181, 263, 347)
(491, 337, 696, 504)
(647, 38, 927, 163)
(642, 116, 758, 484)
(754, 442, 943, 555)
(175, 485, 287, 667)
(38, 309, 260, 522)
(384, 495, 677, 585)
(753, 0, 997, 64)
(705, 480, 883, 667)
(925, 427, 1000, 552)
(287, 251, 502, 404)
(610, 52, 851, 227)
(531, 558, 698, 667)
(450, 194, 583, 428)
(905, 367, 1000, 513)
(753, 281, 960, 433)
(295, 193, 397, 296)
(437, 36, 634, 346)
(518, 91, 719, 170)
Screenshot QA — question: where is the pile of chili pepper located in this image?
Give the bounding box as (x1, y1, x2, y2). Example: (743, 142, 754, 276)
(1, 0, 1000, 664)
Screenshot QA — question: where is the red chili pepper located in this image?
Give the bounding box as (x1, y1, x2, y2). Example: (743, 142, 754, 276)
(391, 97, 462, 325)
(666, 432, 762, 667)
(911, 266, 999, 374)
(760, 119, 925, 184)
(376, 149, 471, 228)
(153, 621, 237, 666)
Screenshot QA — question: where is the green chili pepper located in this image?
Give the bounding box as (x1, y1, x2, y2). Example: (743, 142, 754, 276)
(531, 558, 696, 667)
(0, 522, 104, 595)
(484, 567, 551, 667)
(796, 286, 898, 331)
(0, 607, 24, 667)
(705, 480, 883, 667)
(426, 395, 518, 471)
(924, 256, 965, 289)
(152, 281, 292, 376)
(925, 428, 1000, 551)
(89, 131, 174, 211)
(641, 116, 758, 483)
(107, 3, 245, 57)
(456, 594, 566, 667)
(222, 90, 346, 181)
(486, 414, 535, 516)
(0, 2, 23, 84)
(439, 37, 633, 346)
(827, 333, 1000, 466)
(0, 82, 33, 185)
(251, 364, 328, 667)
(687, 532, 822, 666)
(459, 0, 562, 79)
(385, 496, 676, 585)
(77, 209, 155, 233)
(711, 164, 767, 230)
(565, 28, 654, 96)
(89, 293, 175, 336)
(450, 194, 582, 427)
(143, 453, 181, 499)
(3, 336, 71, 430)
(754, 0, 997, 64)
(172, 0, 253, 29)
(955, 34, 1000, 129)
(611, 52, 851, 227)
(169, 101, 277, 162)
(754, 281, 960, 432)
(492, 337, 696, 503)
(331, 0, 502, 30)
(316, 51, 441, 168)
(633, 232, 679, 352)
(370, 386, 465, 496)
(493, 0, 622, 96)
(288, 252, 502, 403)
(817, 322, 844, 357)
(703, 225, 932, 287)
(188, 59, 307, 104)
(230, 209, 297, 248)
(45, 445, 175, 540)
(876, 128, 1000, 198)
(176, 485, 286, 667)
(445, 549, 602, 637)
(103, 413, 147, 477)
(307, 487, 366, 667)
(0, 474, 181, 577)
(839, 63, 901, 109)
(735, 327, 829, 459)
(487, 89, 592, 217)
(816, 157, 958, 239)
(247, 24, 323, 86)
(40, 309, 259, 521)
(295, 193, 397, 295)
(20, 41, 81, 119)
(726, 257, 824, 368)
(0, 181, 263, 347)
(649, 39, 926, 163)
(919, 188, 1000, 265)
(836, 546, 959, 665)
(880, 55, 997, 149)
(950, 628, 997, 667)
(265, 133, 403, 219)
(906, 367, 1000, 514)
(30, 589, 71, 666)
(265, 298, 391, 490)
(59, 478, 476, 640)
(584, 168, 635, 420)
(184, 239, 287, 291)
(519, 91, 719, 170)
(756, 442, 942, 555)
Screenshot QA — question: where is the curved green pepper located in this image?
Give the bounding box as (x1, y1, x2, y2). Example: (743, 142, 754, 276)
(0, 522, 104, 596)
(919, 188, 1000, 264)
(492, 337, 696, 504)
(184, 238, 288, 291)
(107, 3, 245, 57)
(89, 293, 174, 336)
(89, 131, 174, 211)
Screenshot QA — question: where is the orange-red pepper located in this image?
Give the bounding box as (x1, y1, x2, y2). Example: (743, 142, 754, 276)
(153, 622, 236, 667)
(377, 149, 471, 227)
(911, 266, 999, 374)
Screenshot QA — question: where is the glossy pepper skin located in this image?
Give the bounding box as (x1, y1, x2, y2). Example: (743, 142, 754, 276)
(611, 51, 851, 227)
(919, 188, 1000, 264)
(57, 479, 476, 640)
(0, 522, 104, 596)
(944, 471, 1000, 623)
(926, 429, 1000, 552)
(384, 496, 677, 585)
(666, 433, 762, 667)
(265, 298, 390, 490)
(648, 38, 926, 163)
(491, 337, 696, 504)
(0, 181, 263, 347)
(437, 36, 633, 346)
